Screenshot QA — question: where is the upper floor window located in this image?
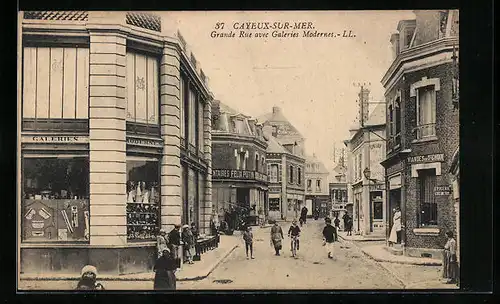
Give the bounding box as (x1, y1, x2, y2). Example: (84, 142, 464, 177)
(316, 180, 322, 192)
(188, 88, 197, 146)
(261, 156, 265, 173)
(270, 164, 278, 182)
(180, 77, 186, 139)
(236, 150, 247, 170)
(307, 179, 312, 191)
(255, 154, 259, 171)
(198, 100, 204, 153)
(22, 46, 89, 131)
(297, 167, 302, 185)
(416, 86, 437, 139)
(289, 165, 294, 184)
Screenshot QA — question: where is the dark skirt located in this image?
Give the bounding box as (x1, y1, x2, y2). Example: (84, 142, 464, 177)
(442, 250, 459, 281)
(154, 270, 176, 290)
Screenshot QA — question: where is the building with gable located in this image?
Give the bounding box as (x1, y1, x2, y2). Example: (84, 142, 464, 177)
(305, 154, 330, 218)
(328, 154, 349, 222)
(211, 100, 268, 226)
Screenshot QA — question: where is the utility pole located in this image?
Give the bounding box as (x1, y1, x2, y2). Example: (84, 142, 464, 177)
(353, 82, 371, 127)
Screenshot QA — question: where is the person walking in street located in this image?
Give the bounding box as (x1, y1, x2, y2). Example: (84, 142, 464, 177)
(243, 226, 255, 259)
(442, 231, 459, 284)
(334, 215, 340, 232)
(299, 205, 308, 226)
(314, 207, 320, 220)
(288, 219, 301, 254)
(342, 212, 350, 231)
(156, 229, 168, 258)
(346, 214, 353, 236)
(76, 265, 105, 290)
(153, 248, 177, 290)
(182, 224, 195, 264)
(190, 222, 199, 240)
(168, 224, 182, 267)
(270, 221, 284, 256)
(322, 218, 337, 259)
(389, 207, 402, 246)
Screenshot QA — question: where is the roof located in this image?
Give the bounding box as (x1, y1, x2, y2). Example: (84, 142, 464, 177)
(257, 107, 304, 138)
(265, 133, 288, 154)
(216, 100, 241, 116)
(305, 154, 329, 174)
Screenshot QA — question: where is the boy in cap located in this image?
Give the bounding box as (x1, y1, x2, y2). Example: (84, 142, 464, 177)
(76, 265, 105, 290)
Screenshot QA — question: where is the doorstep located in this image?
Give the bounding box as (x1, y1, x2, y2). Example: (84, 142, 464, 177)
(338, 232, 385, 242)
(19, 235, 240, 282)
(359, 244, 442, 266)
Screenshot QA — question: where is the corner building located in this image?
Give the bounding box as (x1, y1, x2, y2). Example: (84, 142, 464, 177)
(18, 11, 213, 275)
(211, 101, 269, 225)
(380, 10, 459, 258)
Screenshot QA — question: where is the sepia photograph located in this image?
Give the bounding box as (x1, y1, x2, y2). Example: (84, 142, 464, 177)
(16, 9, 460, 291)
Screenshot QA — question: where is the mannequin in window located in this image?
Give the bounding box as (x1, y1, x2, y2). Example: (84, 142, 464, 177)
(142, 182, 150, 204)
(135, 181, 143, 202)
(127, 181, 136, 203)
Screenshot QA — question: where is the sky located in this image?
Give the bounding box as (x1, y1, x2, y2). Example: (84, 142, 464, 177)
(160, 11, 416, 167)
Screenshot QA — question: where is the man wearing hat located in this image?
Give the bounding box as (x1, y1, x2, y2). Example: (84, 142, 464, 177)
(168, 224, 182, 263)
(76, 265, 105, 290)
(157, 229, 168, 258)
(182, 224, 195, 264)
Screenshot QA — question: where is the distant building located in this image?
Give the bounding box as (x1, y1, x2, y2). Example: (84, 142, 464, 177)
(329, 159, 349, 221)
(305, 154, 330, 218)
(380, 10, 459, 258)
(259, 106, 306, 221)
(345, 88, 387, 237)
(211, 101, 268, 226)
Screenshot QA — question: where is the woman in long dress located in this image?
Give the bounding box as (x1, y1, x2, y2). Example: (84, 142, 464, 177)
(153, 249, 177, 290)
(156, 229, 168, 259)
(442, 231, 459, 284)
(389, 208, 401, 245)
(270, 221, 284, 256)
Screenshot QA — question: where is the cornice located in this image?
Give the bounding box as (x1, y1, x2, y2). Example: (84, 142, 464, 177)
(212, 133, 268, 150)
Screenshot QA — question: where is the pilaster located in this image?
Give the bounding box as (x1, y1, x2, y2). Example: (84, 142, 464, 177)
(202, 98, 213, 235)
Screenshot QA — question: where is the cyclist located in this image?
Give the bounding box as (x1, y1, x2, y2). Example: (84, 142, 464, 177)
(288, 219, 301, 256)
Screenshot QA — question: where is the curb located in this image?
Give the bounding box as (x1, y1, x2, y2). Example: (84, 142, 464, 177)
(19, 243, 239, 282)
(337, 234, 385, 242)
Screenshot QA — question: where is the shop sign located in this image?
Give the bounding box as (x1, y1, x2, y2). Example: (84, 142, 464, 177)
(269, 187, 281, 193)
(386, 162, 404, 176)
(408, 153, 444, 164)
(370, 184, 384, 191)
(22, 135, 89, 143)
(126, 137, 163, 148)
(434, 185, 452, 196)
(213, 169, 267, 182)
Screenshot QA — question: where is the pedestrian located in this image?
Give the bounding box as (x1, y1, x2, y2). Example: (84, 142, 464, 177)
(153, 248, 177, 290)
(182, 224, 195, 264)
(389, 207, 402, 246)
(243, 226, 255, 259)
(299, 205, 308, 226)
(190, 222, 199, 240)
(442, 231, 459, 284)
(75, 265, 105, 290)
(322, 217, 337, 259)
(334, 215, 340, 231)
(346, 215, 353, 236)
(342, 212, 350, 232)
(168, 224, 182, 266)
(270, 220, 284, 256)
(314, 207, 320, 220)
(156, 229, 168, 258)
(288, 219, 301, 253)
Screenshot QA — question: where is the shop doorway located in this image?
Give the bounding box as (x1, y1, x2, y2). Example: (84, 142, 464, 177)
(236, 188, 250, 209)
(388, 188, 401, 232)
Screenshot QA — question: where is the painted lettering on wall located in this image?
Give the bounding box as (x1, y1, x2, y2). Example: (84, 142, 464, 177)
(126, 137, 163, 148)
(408, 153, 444, 164)
(434, 185, 452, 196)
(22, 136, 89, 143)
(213, 169, 267, 182)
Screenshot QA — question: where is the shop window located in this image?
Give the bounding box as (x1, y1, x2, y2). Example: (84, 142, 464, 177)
(416, 86, 437, 139)
(22, 157, 89, 243)
(418, 169, 437, 226)
(22, 46, 89, 132)
(180, 76, 186, 141)
(269, 198, 280, 211)
(126, 51, 160, 136)
(196, 172, 205, 228)
(186, 168, 198, 226)
(126, 159, 160, 241)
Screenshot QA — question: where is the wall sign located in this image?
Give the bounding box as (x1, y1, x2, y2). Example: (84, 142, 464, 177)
(126, 137, 163, 148)
(213, 169, 267, 182)
(434, 185, 452, 196)
(386, 161, 404, 176)
(22, 135, 89, 144)
(408, 153, 444, 164)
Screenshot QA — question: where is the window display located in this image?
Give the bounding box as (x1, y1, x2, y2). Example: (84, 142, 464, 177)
(269, 198, 280, 211)
(126, 159, 160, 241)
(22, 157, 90, 242)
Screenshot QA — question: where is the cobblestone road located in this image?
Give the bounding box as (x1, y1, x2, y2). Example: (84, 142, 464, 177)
(19, 221, 410, 290)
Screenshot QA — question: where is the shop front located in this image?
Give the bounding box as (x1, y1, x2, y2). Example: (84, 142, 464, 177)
(268, 188, 281, 221)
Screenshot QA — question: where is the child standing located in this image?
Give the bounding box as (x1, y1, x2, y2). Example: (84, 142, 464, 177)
(243, 226, 255, 259)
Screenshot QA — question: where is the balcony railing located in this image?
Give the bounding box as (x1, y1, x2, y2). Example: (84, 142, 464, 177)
(387, 133, 401, 151)
(414, 123, 436, 140)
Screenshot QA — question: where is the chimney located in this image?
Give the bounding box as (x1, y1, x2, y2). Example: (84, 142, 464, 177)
(358, 88, 370, 126)
(272, 106, 281, 115)
(390, 33, 400, 60)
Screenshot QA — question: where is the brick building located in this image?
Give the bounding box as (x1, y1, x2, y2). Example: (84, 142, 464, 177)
(211, 101, 268, 225)
(18, 11, 214, 275)
(380, 10, 459, 258)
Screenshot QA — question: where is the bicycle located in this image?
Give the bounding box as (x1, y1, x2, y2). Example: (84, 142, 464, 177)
(289, 235, 299, 258)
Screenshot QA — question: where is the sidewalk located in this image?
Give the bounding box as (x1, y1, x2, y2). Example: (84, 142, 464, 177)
(20, 235, 240, 282)
(338, 232, 385, 242)
(359, 244, 442, 266)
